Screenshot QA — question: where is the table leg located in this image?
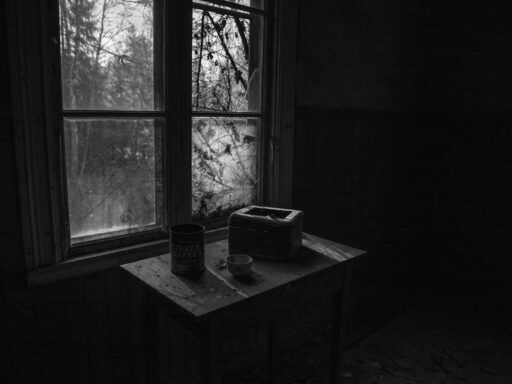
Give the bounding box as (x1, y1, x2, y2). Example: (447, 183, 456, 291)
(330, 288, 344, 384)
(267, 319, 278, 384)
(199, 324, 222, 384)
(331, 264, 353, 384)
(144, 293, 160, 384)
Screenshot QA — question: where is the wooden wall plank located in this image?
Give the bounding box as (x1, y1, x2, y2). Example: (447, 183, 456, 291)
(3, 282, 42, 384)
(82, 271, 113, 384)
(128, 280, 147, 384)
(57, 276, 91, 384)
(0, 274, 14, 384)
(106, 268, 133, 384)
(31, 283, 63, 384)
(165, 314, 190, 383)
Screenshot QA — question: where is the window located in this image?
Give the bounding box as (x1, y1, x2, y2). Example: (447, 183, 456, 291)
(7, 0, 297, 283)
(59, 0, 164, 246)
(191, 1, 264, 223)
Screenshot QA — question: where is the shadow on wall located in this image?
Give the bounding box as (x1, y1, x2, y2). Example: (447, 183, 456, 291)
(292, 0, 512, 292)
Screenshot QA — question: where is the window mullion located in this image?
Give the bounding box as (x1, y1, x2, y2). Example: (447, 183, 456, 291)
(265, 0, 297, 208)
(193, 0, 266, 16)
(62, 111, 166, 118)
(166, 0, 193, 226)
(191, 112, 263, 118)
(192, 2, 254, 19)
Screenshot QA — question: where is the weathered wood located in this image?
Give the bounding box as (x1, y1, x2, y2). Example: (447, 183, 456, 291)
(82, 272, 112, 384)
(0, 274, 14, 384)
(27, 239, 170, 286)
(302, 233, 365, 262)
(329, 288, 344, 384)
(121, 233, 366, 382)
(204, 226, 229, 244)
(268, 319, 278, 384)
(31, 283, 63, 384)
(167, 0, 192, 226)
(57, 277, 91, 384)
(128, 279, 147, 384)
(27, 226, 228, 286)
(228, 206, 303, 261)
(266, 0, 298, 208)
(5, 289, 42, 384)
(144, 293, 160, 384)
(340, 263, 354, 351)
(121, 233, 361, 322)
(6, 0, 61, 268)
(199, 323, 222, 384)
(193, 0, 266, 16)
(106, 269, 133, 384)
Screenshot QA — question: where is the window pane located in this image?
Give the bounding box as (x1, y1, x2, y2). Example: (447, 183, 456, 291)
(192, 117, 258, 221)
(64, 118, 163, 243)
(59, 0, 157, 110)
(192, 9, 263, 112)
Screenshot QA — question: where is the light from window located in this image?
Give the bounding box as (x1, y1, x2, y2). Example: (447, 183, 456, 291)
(192, 117, 258, 221)
(192, 8, 261, 112)
(191, 1, 264, 221)
(59, 0, 162, 243)
(59, 0, 155, 110)
(63, 118, 163, 242)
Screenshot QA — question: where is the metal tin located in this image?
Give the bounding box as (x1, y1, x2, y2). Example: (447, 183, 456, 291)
(170, 223, 205, 275)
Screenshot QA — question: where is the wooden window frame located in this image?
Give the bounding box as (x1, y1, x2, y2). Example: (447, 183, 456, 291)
(7, 0, 297, 285)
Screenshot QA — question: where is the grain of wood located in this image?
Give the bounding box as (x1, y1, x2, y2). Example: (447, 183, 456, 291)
(106, 269, 133, 384)
(121, 234, 366, 383)
(121, 234, 364, 323)
(32, 284, 63, 384)
(128, 280, 147, 384)
(82, 272, 112, 384)
(57, 277, 91, 384)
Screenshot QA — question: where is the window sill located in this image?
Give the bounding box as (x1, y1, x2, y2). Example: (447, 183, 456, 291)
(26, 227, 228, 286)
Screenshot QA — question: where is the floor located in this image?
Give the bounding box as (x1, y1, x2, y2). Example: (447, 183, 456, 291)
(340, 293, 512, 384)
(226, 292, 512, 384)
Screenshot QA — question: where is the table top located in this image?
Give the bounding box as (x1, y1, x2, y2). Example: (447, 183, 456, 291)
(121, 233, 365, 321)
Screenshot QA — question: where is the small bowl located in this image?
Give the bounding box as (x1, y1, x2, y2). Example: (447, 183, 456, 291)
(226, 254, 253, 277)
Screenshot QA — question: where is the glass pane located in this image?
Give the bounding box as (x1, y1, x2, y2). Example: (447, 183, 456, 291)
(192, 9, 263, 112)
(64, 118, 163, 243)
(192, 117, 258, 221)
(59, 0, 157, 110)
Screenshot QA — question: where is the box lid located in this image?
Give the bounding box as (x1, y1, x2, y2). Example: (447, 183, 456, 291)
(229, 205, 303, 227)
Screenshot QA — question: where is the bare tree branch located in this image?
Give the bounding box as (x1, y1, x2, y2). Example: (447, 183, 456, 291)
(205, 11, 247, 90)
(195, 11, 206, 108)
(233, 16, 249, 61)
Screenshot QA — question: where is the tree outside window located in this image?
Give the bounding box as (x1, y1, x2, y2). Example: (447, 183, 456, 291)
(59, 0, 264, 242)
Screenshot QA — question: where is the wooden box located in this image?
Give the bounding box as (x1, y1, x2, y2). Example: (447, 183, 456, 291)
(228, 206, 304, 261)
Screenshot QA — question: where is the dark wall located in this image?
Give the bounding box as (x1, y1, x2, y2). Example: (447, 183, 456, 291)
(0, 4, 151, 384)
(293, 0, 512, 291)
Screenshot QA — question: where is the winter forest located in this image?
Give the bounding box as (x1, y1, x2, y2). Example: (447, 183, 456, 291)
(60, 0, 261, 242)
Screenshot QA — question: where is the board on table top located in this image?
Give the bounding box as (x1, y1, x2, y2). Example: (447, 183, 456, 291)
(121, 233, 365, 321)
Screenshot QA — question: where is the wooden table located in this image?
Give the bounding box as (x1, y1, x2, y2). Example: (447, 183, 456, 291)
(121, 233, 365, 384)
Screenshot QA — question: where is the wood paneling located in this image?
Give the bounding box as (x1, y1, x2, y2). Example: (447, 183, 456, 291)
(57, 277, 91, 384)
(106, 269, 133, 384)
(0, 254, 148, 384)
(82, 272, 113, 384)
(293, 0, 512, 293)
